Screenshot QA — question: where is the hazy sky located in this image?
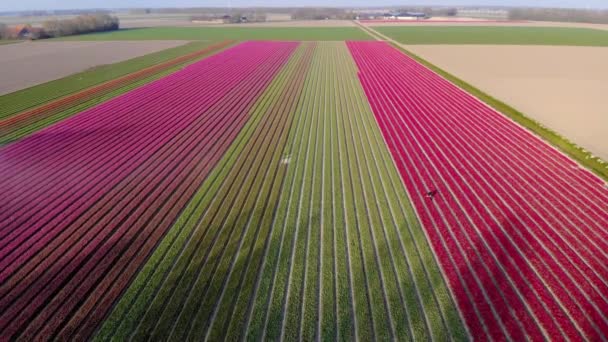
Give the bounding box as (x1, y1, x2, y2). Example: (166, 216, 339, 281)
(1, 0, 607, 12)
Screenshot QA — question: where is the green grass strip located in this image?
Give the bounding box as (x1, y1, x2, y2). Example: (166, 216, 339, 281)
(375, 26, 608, 46)
(0, 41, 215, 119)
(389, 43, 608, 181)
(0, 40, 20, 45)
(57, 26, 374, 41)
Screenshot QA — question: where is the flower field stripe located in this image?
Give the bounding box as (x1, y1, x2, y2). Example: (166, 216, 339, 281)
(0, 42, 292, 288)
(0, 41, 235, 145)
(0, 43, 274, 232)
(0, 41, 288, 254)
(354, 45, 602, 284)
(0, 41, 294, 338)
(0, 41, 296, 340)
(348, 41, 608, 341)
(93, 41, 313, 341)
(3, 41, 296, 338)
(350, 42, 600, 340)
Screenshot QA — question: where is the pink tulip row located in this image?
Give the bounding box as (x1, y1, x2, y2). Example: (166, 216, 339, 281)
(0, 41, 298, 340)
(348, 41, 608, 341)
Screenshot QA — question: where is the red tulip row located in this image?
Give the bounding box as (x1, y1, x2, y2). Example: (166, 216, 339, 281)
(0, 41, 298, 340)
(348, 41, 608, 341)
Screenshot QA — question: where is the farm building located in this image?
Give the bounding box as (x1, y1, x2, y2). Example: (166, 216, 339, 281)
(383, 12, 429, 20)
(6, 24, 45, 39)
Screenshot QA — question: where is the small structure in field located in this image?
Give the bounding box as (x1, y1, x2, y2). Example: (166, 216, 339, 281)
(7, 25, 29, 39)
(6, 24, 44, 40)
(383, 12, 429, 20)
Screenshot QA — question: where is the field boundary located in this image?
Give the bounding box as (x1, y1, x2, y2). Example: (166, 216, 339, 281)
(359, 24, 607, 181)
(0, 40, 235, 145)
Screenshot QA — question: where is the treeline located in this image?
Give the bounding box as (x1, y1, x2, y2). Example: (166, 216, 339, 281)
(42, 14, 119, 38)
(190, 12, 268, 23)
(0, 23, 7, 39)
(291, 8, 357, 20)
(509, 8, 608, 24)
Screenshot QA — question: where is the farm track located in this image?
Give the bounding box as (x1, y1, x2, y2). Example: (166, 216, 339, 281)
(97, 42, 467, 341)
(0, 41, 234, 145)
(0, 41, 296, 340)
(348, 41, 608, 341)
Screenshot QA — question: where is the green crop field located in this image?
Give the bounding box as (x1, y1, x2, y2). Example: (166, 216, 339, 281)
(0, 40, 20, 45)
(95, 42, 466, 341)
(375, 26, 608, 46)
(57, 26, 373, 41)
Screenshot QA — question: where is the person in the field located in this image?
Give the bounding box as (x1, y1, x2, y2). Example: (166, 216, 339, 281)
(426, 189, 438, 199)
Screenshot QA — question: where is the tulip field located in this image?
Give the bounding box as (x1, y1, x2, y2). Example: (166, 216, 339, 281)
(348, 41, 608, 341)
(0, 39, 606, 341)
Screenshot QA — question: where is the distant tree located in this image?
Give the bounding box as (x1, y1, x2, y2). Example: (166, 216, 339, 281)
(447, 8, 458, 17)
(509, 7, 608, 24)
(43, 14, 119, 38)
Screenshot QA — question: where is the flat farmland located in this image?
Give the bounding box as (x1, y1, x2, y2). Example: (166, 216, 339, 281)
(405, 44, 608, 161)
(57, 26, 372, 41)
(349, 41, 608, 341)
(374, 26, 608, 46)
(0, 41, 295, 339)
(95, 41, 465, 342)
(0, 41, 189, 95)
(1, 36, 607, 342)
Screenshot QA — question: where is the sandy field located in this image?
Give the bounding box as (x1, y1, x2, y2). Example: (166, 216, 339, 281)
(406, 45, 608, 160)
(0, 40, 188, 95)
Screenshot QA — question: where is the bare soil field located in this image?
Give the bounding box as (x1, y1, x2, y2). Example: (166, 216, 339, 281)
(406, 45, 608, 160)
(0, 40, 188, 95)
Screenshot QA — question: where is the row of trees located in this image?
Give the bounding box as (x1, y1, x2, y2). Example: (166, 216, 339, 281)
(0, 14, 119, 40)
(42, 14, 119, 38)
(0, 23, 7, 39)
(509, 8, 608, 24)
(291, 8, 357, 20)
